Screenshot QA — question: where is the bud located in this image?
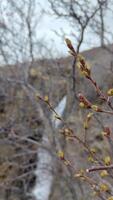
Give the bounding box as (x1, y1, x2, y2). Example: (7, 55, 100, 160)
(102, 127, 111, 137)
(77, 54, 91, 78)
(107, 88, 113, 96)
(64, 128, 73, 136)
(44, 95, 49, 102)
(79, 102, 86, 108)
(100, 170, 108, 178)
(91, 105, 102, 112)
(104, 156, 111, 165)
(78, 93, 91, 108)
(99, 183, 109, 192)
(29, 68, 37, 78)
(57, 151, 64, 159)
(83, 121, 88, 129)
(65, 38, 76, 56)
(65, 38, 73, 49)
(88, 155, 95, 163)
(87, 112, 93, 119)
(90, 147, 96, 154)
(83, 112, 93, 129)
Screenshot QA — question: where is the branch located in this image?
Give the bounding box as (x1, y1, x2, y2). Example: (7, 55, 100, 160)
(86, 164, 113, 173)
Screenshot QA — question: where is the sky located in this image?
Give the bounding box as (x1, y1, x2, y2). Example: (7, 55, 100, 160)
(36, 0, 113, 58)
(0, 0, 113, 64)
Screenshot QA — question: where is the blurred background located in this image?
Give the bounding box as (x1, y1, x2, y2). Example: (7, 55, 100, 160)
(0, 1, 113, 200)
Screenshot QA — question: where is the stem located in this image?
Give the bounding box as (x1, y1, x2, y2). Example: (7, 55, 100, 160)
(87, 164, 113, 173)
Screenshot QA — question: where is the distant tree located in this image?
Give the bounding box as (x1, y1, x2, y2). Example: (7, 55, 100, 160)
(48, 0, 112, 51)
(0, 0, 48, 65)
(1, 1, 113, 200)
(47, 0, 113, 108)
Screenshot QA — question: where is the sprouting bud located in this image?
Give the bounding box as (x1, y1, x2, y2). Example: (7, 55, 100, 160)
(29, 68, 37, 78)
(57, 150, 71, 166)
(104, 156, 111, 166)
(57, 151, 64, 159)
(60, 128, 74, 139)
(90, 147, 97, 154)
(44, 95, 49, 102)
(77, 54, 91, 78)
(99, 183, 109, 192)
(101, 127, 111, 137)
(65, 38, 76, 56)
(64, 128, 73, 136)
(83, 112, 93, 129)
(100, 170, 108, 178)
(87, 112, 93, 119)
(83, 121, 88, 129)
(91, 105, 102, 112)
(79, 102, 86, 108)
(78, 93, 91, 109)
(81, 70, 90, 77)
(107, 88, 113, 96)
(88, 156, 94, 163)
(65, 38, 72, 48)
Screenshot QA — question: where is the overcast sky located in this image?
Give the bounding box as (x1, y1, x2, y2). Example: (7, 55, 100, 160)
(37, 0, 113, 58)
(0, 0, 113, 64)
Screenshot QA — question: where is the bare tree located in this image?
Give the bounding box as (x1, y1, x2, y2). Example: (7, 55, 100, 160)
(0, 1, 58, 200)
(1, 1, 113, 200)
(89, 0, 111, 47)
(0, 0, 47, 65)
(48, 0, 108, 52)
(47, 0, 107, 97)
(47, 0, 113, 107)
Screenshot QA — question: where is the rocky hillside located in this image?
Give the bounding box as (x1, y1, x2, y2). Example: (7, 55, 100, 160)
(0, 44, 113, 200)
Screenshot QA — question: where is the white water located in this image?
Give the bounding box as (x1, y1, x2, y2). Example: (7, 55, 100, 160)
(32, 96, 67, 200)
(32, 136, 54, 200)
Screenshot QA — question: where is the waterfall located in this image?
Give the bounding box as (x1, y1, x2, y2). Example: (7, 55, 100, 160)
(32, 96, 66, 200)
(32, 136, 54, 200)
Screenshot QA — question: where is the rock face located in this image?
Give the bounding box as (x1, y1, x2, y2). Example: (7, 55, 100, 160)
(79, 45, 113, 101)
(0, 44, 113, 200)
